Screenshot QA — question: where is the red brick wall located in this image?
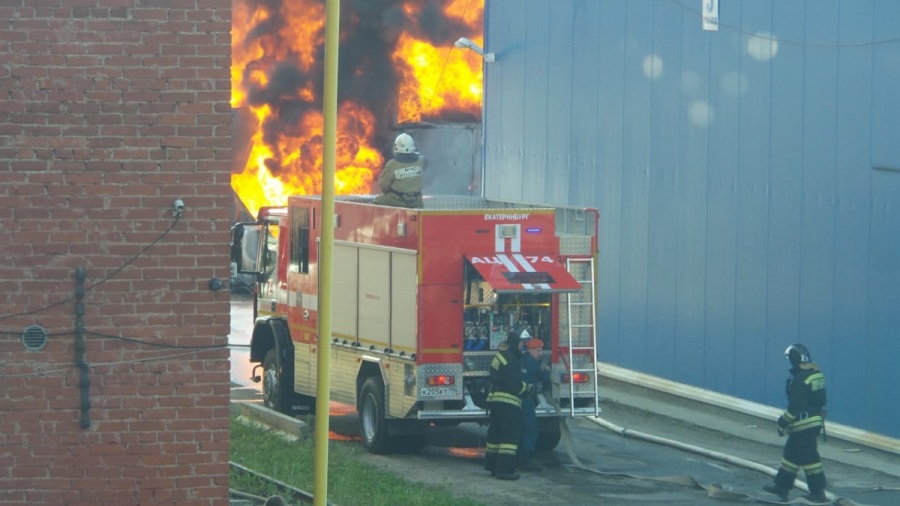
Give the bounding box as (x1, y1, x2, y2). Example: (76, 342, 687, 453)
(0, 1, 233, 504)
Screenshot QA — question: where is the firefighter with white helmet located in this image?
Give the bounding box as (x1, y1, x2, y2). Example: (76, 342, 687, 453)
(763, 343, 829, 504)
(372, 132, 426, 208)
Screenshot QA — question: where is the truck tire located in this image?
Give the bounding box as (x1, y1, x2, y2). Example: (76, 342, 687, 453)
(263, 348, 292, 415)
(358, 376, 392, 454)
(535, 419, 562, 452)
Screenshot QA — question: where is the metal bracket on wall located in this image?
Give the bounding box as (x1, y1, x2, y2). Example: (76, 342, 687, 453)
(74, 266, 90, 429)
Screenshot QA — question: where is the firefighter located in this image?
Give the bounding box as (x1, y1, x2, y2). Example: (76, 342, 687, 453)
(484, 327, 532, 480)
(518, 337, 551, 472)
(372, 132, 426, 208)
(763, 343, 829, 504)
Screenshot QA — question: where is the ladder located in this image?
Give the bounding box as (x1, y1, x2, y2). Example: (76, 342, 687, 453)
(562, 257, 600, 416)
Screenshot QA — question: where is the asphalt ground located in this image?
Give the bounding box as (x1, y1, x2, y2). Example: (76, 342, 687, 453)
(228, 297, 900, 506)
(229, 377, 900, 506)
(584, 378, 900, 505)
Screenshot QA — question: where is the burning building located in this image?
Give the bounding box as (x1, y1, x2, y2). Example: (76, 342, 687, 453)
(231, 0, 486, 219)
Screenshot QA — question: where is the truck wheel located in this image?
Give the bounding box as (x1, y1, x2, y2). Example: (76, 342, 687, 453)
(359, 376, 392, 454)
(535, 420, 562, 452)
(262, 348, 291, 415)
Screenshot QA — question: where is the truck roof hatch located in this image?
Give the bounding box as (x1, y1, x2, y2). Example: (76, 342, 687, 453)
(464, 253, 582, 294)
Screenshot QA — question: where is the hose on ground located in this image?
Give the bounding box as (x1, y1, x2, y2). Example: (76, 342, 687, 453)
(561, 414, 871, 506)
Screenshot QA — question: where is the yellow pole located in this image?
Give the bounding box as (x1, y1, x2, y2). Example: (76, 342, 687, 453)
(314, 0, 339, 504)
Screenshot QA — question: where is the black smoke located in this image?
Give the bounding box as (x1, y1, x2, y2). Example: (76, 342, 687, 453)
(236, 0, 482, 163)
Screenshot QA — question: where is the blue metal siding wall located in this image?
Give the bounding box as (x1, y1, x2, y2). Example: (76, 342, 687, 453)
(484, 0, 900, 438)
(868, 4, 900, 433)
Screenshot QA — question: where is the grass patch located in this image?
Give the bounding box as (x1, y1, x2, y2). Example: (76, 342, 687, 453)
(229, 414, 486, 506)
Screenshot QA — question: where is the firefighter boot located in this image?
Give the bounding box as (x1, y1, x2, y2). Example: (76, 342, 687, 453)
(518, 452, 542, 472)
(494, 452, 518, 480)
(483, 452, 497, 476)
(494, 470, 520, 481)
(762, 484, 789, 502)
(804, 468, 829, 504)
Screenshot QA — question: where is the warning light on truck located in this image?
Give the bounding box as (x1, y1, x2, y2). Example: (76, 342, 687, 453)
(427, 375, 455, 386)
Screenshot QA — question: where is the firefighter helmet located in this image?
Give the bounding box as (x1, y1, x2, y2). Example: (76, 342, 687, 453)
(507, 326, 530, 346)
(524, 338, 543, 350)
(784, 343, 811, 366)
(393, 133, 416, 154)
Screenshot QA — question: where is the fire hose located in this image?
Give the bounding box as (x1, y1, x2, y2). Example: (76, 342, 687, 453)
(555, 412, 883, 506)
(546, 380, 882, 506)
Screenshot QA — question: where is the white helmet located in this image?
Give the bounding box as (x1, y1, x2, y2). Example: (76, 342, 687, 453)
(393, 133, 416, 154)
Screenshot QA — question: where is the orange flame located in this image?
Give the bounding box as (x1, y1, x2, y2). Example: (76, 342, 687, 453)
(394, 0, 484, 123)
(328, 432, 359, 442)
(232, 0, 484, 218)
(231, 0, 325, 109)
(393, 32, 483, 123)
(231, 102, 381, 218)
(447, 447, 483, 458)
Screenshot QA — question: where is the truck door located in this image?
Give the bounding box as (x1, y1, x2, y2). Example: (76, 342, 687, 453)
(231, 220, 280, 315)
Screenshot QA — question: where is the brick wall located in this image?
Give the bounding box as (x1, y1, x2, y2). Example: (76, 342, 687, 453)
(0, 1, 233, 504)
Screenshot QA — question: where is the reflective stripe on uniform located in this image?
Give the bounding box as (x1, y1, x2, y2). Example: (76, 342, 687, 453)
(803, 462, 825, 475)
(790, 415, 824, 431)
(488, 391, 522, 408)
(779, 458, 800, 473)
(497, 443, 518, 456)
(805, 372, 825, 391)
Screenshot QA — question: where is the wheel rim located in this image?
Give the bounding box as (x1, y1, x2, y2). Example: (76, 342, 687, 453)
(264, 364, 278, 407)
(361, 393, 376, 441)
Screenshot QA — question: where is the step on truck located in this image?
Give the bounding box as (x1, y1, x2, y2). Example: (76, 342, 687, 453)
(231, 195, 600, 454)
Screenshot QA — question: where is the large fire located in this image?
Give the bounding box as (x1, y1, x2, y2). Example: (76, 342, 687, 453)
(232, 0, 485, 218)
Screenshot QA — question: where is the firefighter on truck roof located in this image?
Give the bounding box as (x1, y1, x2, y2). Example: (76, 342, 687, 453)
(373, 132, 426, 209)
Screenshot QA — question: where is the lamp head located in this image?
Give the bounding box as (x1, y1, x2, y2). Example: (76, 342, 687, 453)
(454, 37, 494, 62)
(454, 37, 479, 52)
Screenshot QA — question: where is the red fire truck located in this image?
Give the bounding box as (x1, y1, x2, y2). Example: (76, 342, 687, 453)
(231, 195, 599, 454)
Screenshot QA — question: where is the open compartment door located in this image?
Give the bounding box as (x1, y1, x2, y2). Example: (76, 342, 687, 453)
(464, 253, 582, 294)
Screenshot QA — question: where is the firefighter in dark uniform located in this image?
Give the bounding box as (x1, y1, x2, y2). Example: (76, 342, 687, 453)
(518, 337, 550, 472)
(483, 328, 532, 481)
(372, 132, 426, 209)
(763, 343, 829, 504)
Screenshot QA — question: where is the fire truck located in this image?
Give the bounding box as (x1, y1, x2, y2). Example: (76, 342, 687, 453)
(231, 195, 600, 454)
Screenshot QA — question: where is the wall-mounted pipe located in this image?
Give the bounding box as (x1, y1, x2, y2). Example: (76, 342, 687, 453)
(74, 266, 90, 429)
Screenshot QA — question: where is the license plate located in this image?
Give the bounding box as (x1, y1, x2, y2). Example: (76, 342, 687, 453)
(420, 387, 453, 397)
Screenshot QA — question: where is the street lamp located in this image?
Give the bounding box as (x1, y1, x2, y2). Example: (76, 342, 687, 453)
(454, 37, 495, 62)
(454, 37, 494, 196)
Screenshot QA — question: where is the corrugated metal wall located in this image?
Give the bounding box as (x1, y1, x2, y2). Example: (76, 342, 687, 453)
(483, 0, 900, 438)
